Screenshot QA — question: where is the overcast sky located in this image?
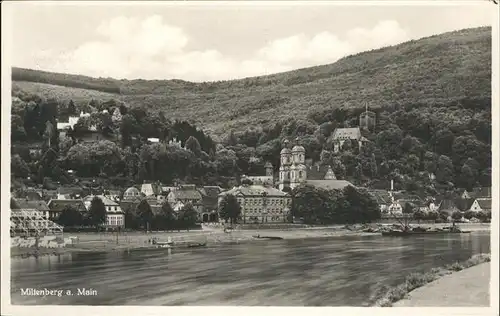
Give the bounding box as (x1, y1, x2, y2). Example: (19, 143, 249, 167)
(9, 2, 494, 82)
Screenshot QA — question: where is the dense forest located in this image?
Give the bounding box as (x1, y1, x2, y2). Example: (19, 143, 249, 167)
(11, 26, 492, 200)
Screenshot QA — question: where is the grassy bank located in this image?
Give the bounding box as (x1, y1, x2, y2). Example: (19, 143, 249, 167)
(374, 253, 491, 307)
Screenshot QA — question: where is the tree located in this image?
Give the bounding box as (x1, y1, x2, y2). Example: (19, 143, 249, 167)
(11, 154, 30, 178)
(178, 204, 198, 230)
(342, 186, 381, 224)
(425, 211, 439, 221)
(464, 210, 476, 220)
(57, 205, 83, 227)
(451, 211, 463, 222)
(403, 202, 417, 214)
(68, 100, 77, 116)
(219, 194, 242, 225)
(185, 136, 202, 155)
(137, 199, 153, 231)
(88, 197, 107, 228)
(156, 201, 176, 230)
(413, 210, 426, 223)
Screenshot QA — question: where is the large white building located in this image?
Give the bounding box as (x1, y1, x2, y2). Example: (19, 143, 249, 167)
(218, 185, 291, 224)
(83, 195, 125, 228)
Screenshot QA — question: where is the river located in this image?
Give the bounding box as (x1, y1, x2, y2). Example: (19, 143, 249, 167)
(11, 231, 490, 306)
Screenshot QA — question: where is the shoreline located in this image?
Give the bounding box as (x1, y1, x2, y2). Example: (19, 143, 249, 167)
(373, 253, 491, 307)
(10, 223, 490, 259)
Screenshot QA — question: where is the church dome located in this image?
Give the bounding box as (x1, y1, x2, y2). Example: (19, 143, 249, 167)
(292, 145, 305, 152)
(280, 147, 291, 154)
(123, 187, 141, 198)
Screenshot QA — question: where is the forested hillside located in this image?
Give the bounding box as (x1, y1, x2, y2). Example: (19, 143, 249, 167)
(11, 26, 492, 198)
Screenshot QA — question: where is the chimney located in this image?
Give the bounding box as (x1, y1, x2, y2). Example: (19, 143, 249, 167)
(391, 180, 394, 191)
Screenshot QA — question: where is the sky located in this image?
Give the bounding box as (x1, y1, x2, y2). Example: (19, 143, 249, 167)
(8, 2, 494, 82)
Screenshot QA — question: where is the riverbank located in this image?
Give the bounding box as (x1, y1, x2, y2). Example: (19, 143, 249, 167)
(10, 223, 490, 258)
(374, 253, 491, 307)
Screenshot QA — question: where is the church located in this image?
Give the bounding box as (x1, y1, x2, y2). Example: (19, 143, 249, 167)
(278, 138, 354, 192)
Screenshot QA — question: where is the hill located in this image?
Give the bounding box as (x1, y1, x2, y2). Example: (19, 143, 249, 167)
(12, 26, 492, 137)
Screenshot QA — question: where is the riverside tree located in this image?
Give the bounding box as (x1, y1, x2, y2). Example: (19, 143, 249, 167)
(156, 201, 177, 230)
(57, 205, 83, 227)
(178, 204, 198, 230)
(88, 197, 107, 229)
(137, 199, 154, 232)
(219, 194, 241, 225)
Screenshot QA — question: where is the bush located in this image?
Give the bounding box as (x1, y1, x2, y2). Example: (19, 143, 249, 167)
(464, 210, 475, 220)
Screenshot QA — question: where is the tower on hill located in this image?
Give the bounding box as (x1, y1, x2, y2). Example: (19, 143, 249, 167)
(359, 103, 376, 132)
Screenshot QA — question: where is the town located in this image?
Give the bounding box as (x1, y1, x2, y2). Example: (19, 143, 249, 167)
(10, 103, 492, 236)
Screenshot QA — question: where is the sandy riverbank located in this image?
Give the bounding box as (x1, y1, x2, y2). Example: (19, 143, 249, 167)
(10, 223, 490, 258)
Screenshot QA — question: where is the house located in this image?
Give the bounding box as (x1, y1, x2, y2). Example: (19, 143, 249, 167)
(476, 199, 492, 213)
(244, 162, 274, 186)
(122, 187, 143, 201)
(219, 184, 292, 224)
(11, 198, 51, 219)
(82, 195, 125, 228)
(472, 187, 492, 199)
(330, 127, 368, 153)
(47, 199, 87, 221)
(461, 187, 492, 199)
(198, 186, 224, 222)
(428, 199, 442, 212)
(367, 190, 393, 213)
(167, 185, 203, 214)
(16, 190, 43, 201)
(141, 183, 161, 197)
(103, 190, 121, 202)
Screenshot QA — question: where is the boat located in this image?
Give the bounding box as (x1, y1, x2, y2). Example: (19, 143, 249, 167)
(382, 230, 471, 237)
(187, 242, 207, 248)
(252, 235, 284, 240)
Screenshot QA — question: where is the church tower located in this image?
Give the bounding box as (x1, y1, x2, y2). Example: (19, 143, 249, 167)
(279, 140, 292, 191)
(290, 138, 307, 189)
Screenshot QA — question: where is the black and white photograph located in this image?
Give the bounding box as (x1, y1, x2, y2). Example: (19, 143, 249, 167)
(1, 0, 498, 312)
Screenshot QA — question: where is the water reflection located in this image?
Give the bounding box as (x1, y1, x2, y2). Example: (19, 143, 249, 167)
(11, 232, 490, 306)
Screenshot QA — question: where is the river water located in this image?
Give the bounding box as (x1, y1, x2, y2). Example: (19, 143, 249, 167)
(11, 232, 490, 306)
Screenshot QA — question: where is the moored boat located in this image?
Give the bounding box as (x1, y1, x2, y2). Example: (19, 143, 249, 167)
(381, 230, 471, 237)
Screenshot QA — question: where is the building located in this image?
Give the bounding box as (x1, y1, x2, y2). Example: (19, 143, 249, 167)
(141, 183, 161, 197)
(243, 162, 274, 186)
(278, 140, 355, 192)
(56, 111, 89, 131)
(82, 195, 125, 228)
(11, 198, 51, 219)
(278, 139, 307, 191)
(111, 107, 122, 124)
(10, 198, 63, 236)
(167, 185, 204, 214)
(367, 190, 393, 213)
(198, 186, 224, 222)
(476, 199, 492, 213)
(330, 127, 368, 153)
(122, 187, 143, 201)
(461, 187, 492, 199)
(359, 110, 376, 132)
(47, 199, 87, 221)
(218, 184, 292, 224)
